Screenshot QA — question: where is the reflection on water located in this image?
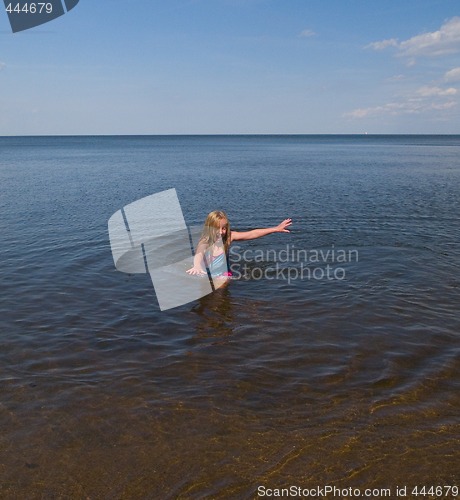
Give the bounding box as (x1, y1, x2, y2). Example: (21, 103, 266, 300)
(0, 136, 459, 497)
(192, 286, 235, 339)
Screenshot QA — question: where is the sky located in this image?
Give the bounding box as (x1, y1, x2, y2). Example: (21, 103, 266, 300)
(1, 0, 460, 135)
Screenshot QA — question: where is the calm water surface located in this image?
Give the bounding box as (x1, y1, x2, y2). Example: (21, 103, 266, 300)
(0, 135, 459, 498)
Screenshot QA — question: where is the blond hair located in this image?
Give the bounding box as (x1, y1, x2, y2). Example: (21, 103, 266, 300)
(200, 210, 231, 256)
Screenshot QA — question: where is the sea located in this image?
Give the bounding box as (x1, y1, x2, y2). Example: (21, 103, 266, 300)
(0, 135, 459, 498)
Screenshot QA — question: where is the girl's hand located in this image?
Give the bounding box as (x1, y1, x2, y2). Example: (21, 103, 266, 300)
(276, 218, 292, 233)
(186, 266, 207, 276)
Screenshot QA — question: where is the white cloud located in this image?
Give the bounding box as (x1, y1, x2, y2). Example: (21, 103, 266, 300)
(345, 102, 417, 119)
(386, 74, 405, 82)
(354, 18, 460, 123)
(445, 67, 460, 82)
(367, 17, 460, 58)
(366, 38, 398, 51)
(0, 62, 5, 71)
(416, 85, 458, 97)
(345, 99, 457, 119)
(430, 101, 458, 110)
(299, 29, 316, 38)
(345, 83, 458, 119)
(400, 17, 460, 57)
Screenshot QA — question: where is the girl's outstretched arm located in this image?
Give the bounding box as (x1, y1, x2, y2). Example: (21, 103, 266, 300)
(231, 218, 292, 242)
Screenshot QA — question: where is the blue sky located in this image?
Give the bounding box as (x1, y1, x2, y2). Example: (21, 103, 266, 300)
(1, 0, 460, 135)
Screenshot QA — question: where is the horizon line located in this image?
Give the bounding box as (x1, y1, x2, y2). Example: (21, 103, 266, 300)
(1, 133, 460, 138)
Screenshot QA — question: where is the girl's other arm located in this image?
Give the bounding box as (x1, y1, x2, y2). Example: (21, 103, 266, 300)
(231, 218, 292, 242)
(186, 242, 208, 275)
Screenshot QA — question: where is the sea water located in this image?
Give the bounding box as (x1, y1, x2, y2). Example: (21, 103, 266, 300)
(0, 135, 459, 497)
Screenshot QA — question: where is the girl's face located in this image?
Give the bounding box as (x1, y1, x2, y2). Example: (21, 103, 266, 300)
(217, 219, 227, 238)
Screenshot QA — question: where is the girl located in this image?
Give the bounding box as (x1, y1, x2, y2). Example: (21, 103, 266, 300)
(186, 210, 292, 277)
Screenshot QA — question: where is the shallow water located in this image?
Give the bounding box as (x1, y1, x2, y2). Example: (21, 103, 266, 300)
(0, 135, 459, 498)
